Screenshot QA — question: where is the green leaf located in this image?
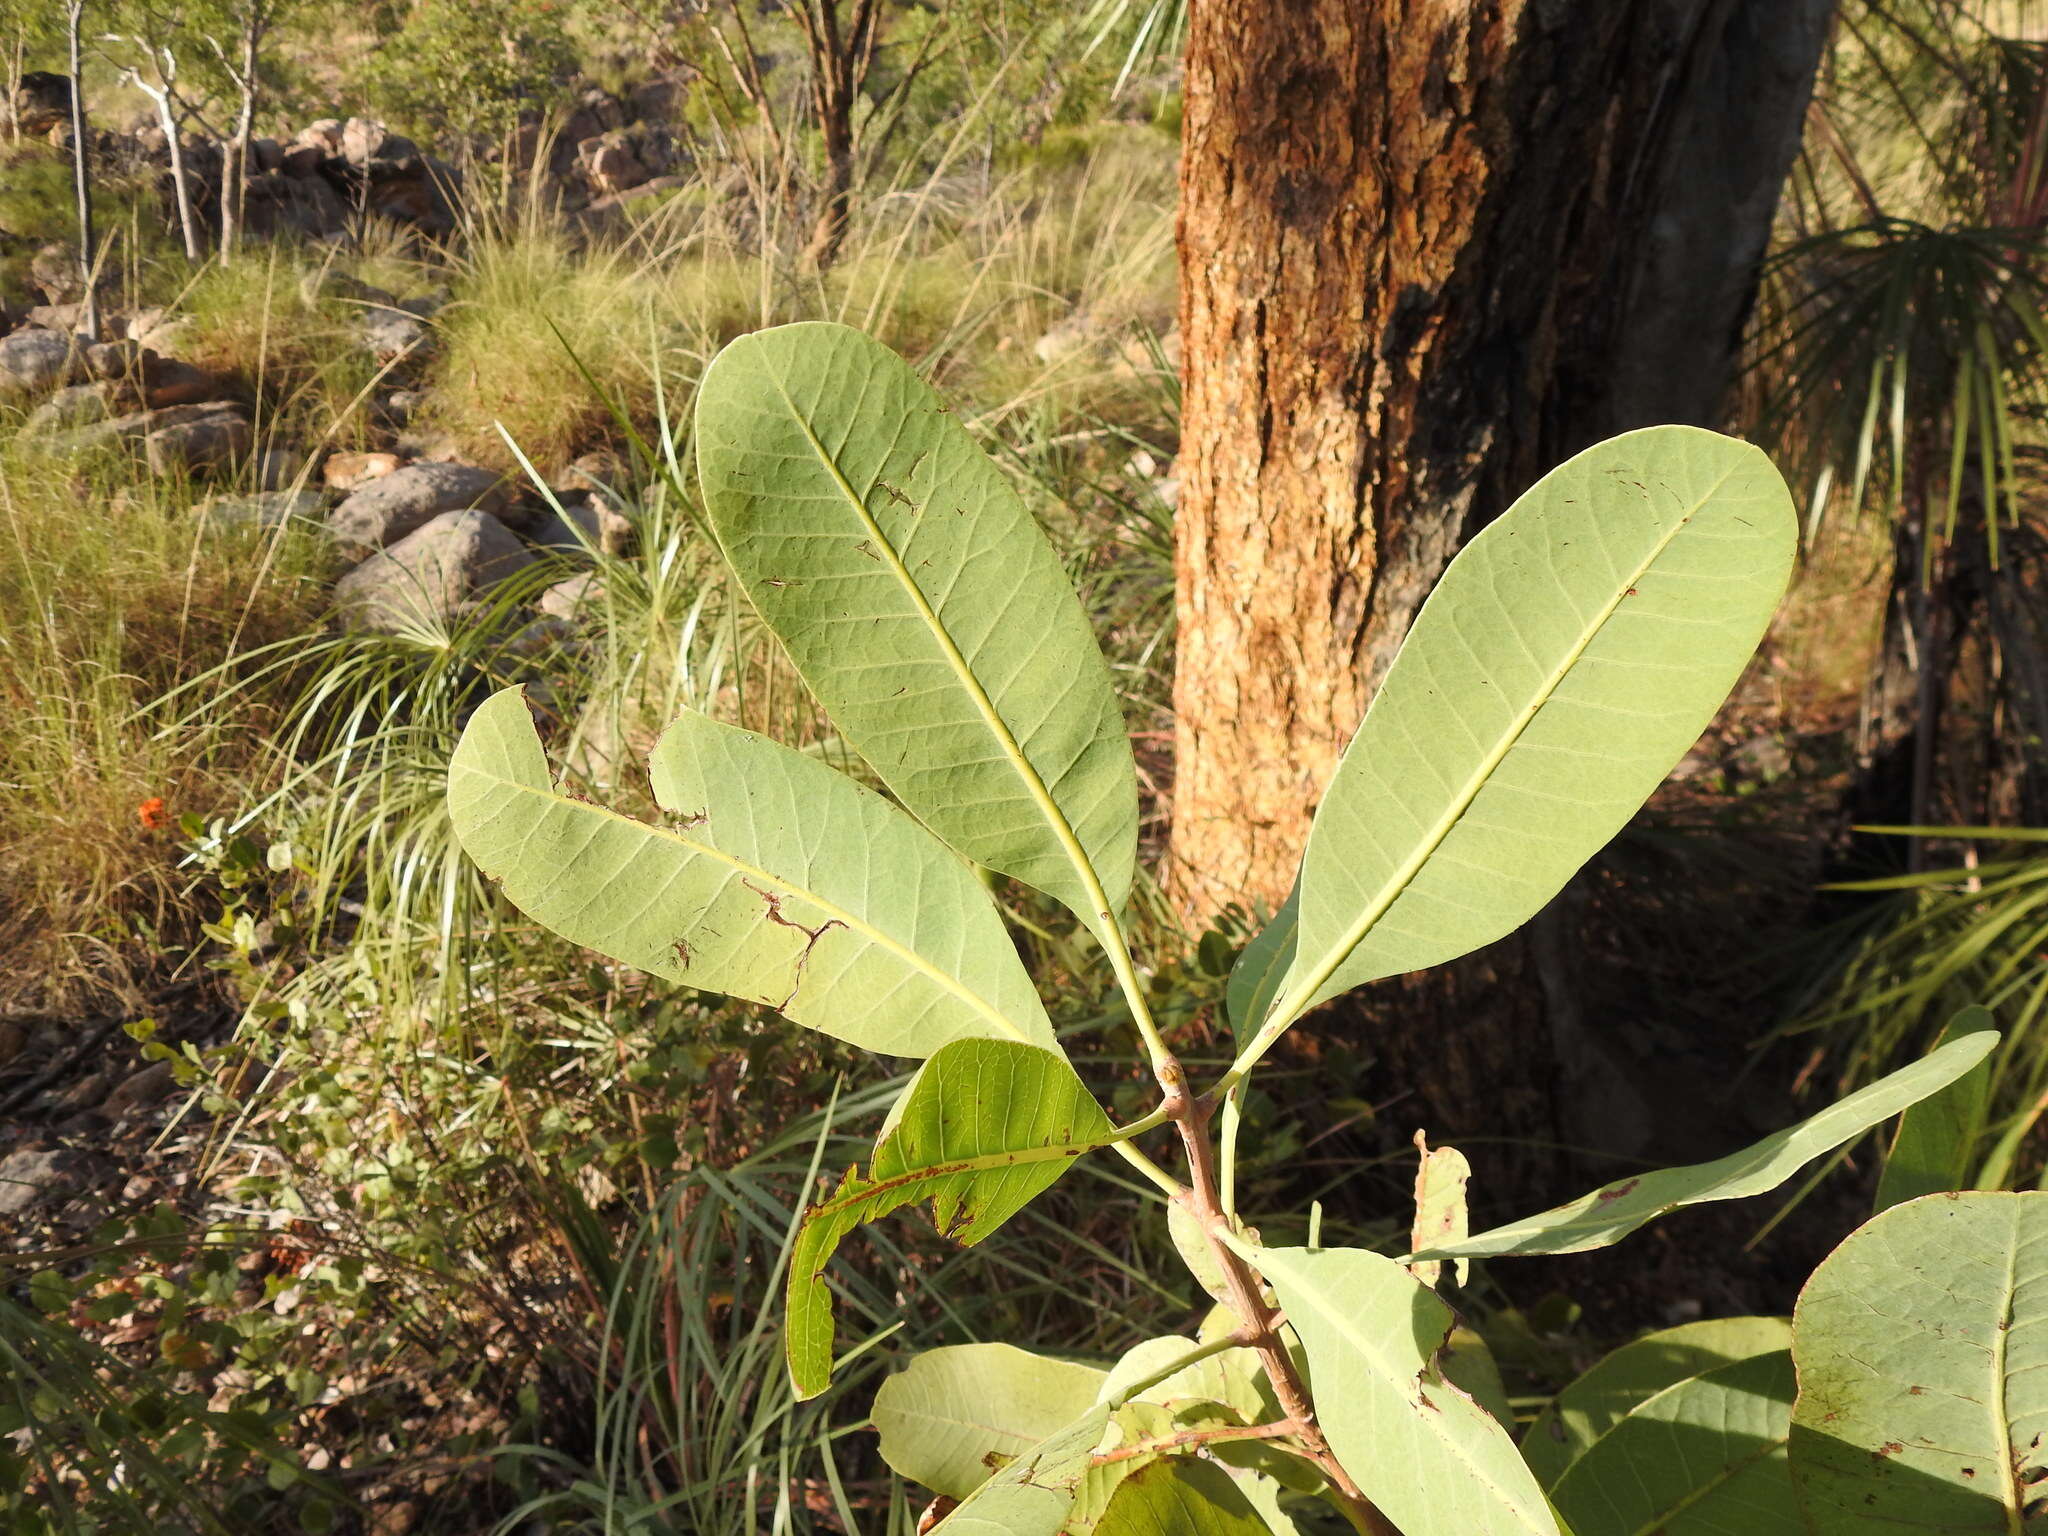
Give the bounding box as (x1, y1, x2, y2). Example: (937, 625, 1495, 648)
(872, 1344, 1107, 1500)
(1521, 1316, 1793, 1488)
(1095, 1458, 1274, 1535)
(932, 1402, 1113, 1536)
(448, 688, 1056, 1058)
(1258, 427, 1796, 1039)
(1790, 1191, 2048, 1533)
(1246, 1243, 1564, 1536)
(1226, 884, 1298, 1047)
(1876, 1006, 1996, 1212)
(1413, 1029, 1999, 1260)
(1550, 1351, 1799, 1536)
(694, 322, 1139, 937)
(787, 1038, 1113, 1397)
(1097, 1334, 1272, 1426)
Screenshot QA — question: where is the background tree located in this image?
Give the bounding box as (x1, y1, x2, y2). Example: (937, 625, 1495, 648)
(98, 16, 208, 262)
(1165, 2, 1836, 1161)
(63, 0, 96, 339)
(1168, 1, 1836, 924)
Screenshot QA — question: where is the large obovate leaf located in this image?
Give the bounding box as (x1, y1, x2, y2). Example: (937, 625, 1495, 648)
(1791, 1191, 2048, 1533)
(1411, 1028, 1998, 1261)
(1522, 1316, 1793, 1487)
(448, 689, 1056, 1058)
(1243, 428, 1796, 1045)
(1243, 1242, 1563, 1536)
(1550, 1351, 1800, 1536)
(872, 1344, 1107, 1501)
(695, 322, 1138, 938)
(787, 1038, 1113, 1398)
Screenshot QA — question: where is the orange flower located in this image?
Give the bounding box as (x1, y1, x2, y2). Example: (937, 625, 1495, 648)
(137, 797, 168, 830)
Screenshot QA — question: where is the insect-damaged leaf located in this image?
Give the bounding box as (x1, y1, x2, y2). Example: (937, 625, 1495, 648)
(1253, 427, 1796, 1043)
(1411, 1028, 1998, 1261)
(786, 1038, 1114, 1398)
(930, 1401, 1114, 1536)
(1093, 1458, 1274, 1536)
(695, 321, 1139, 941)
(446, 688, 1058, 1059)
(1790, 1191, 2048, 1533)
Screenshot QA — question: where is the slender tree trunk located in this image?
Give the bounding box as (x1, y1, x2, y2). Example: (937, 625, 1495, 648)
(63, 0, 98, 342)
(220, 20, 261, 260)
(1170, 0, 1834, 922)
(152, 87, 204, 263)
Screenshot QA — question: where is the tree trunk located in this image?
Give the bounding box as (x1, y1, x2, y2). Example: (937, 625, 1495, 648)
(220, 21, 262, 260)
(63, 2, 97, 342)
(154, 89, 204, 264)
(1170, 0, 1834, 921)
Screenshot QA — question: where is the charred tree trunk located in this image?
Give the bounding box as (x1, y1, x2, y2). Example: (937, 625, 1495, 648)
(1171, 0, 1833, 921)
(1171, 0, 1832, 1169)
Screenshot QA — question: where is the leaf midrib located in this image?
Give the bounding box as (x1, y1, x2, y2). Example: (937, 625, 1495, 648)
(457, 762, 1042, 1045)
(812, 1138, 1112, 1222)
(757, 357, 1117, 933)
(1267, 463, 1740, 1037)
(1266, 1250, 1558, 1534)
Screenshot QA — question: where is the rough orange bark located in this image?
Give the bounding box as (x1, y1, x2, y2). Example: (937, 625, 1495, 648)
(1171, 0, 1831, 921)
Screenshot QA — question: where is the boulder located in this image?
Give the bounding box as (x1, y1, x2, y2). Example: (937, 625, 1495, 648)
(250, 136, 285, 174)
(29, 243, 82, 303)
(328, 462, 514, 551)
(23, 380, 127, 433)
(251, 444, 313, 491)
(281, 143, 325, 178)
(298, 119, 344, 153)
(322, 450, 402, 491)
(333, 510, 534, 631)
(0, 327, 86, 400)
(24, 302, 83, 331)
(341, 117, 418, 169)
(361, 305, 428, 361)
(143, 405, 252, 475)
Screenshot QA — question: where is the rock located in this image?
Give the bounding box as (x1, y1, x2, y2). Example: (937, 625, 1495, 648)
(29, 243, 82, 304)
(23, 380, 126, 433)
(105, 1060, 179, 1115)
(298, 119, 344, 153)
(361, 305, 429, 361)
(538, 572, 607, 621)
(322, 450, 403, 491)
(585, 138, 649, 195)
(300, 269, 397, 309)
(341, 116, 418, 169)
(0, 1146, 83, 1218)
(281, 142, 325, 178)
(251, 445, 312, 491)
(530, 496, 631, 558)
(81, 338, 144, 380)
(250, 136, 284, 174)
(333, 510, 534, 631)
(0, 327, 86, 400)
(202, 490, 327, 528)
(140, 406, 250, 475)
(328, 462, 513, 551)
(560, 451, 627, 502)
(9, 72, 72, 138)
(24, 302, 83, 331)
(1034, 310, 1095, 364)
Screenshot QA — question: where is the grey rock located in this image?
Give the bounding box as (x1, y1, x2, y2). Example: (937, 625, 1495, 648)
(105, 1060, 179, 1115)
(143, 406, 252, 475)
(24, 380, 123, 433)
(538, 572, 607, 621)
(361, 305, 428, 360)
(0, 327, 86, 399)
(251, 445, 313, 491)
(329, 462, 512, 551)
(333, 510, 534, 631)
(250, 136, 284, 173)
(0, 1146, 83, 1218)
